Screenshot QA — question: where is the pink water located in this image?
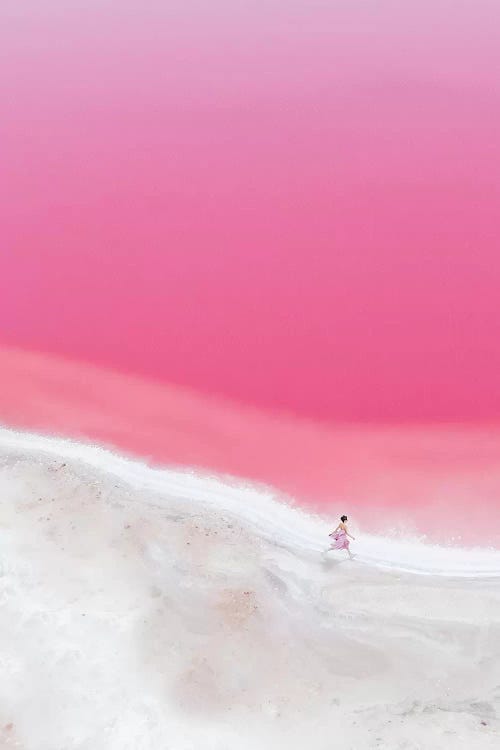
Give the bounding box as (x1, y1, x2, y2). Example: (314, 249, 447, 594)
(1, 2, 500, 544)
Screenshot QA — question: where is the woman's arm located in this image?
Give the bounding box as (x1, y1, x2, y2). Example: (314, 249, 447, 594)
(345, 524, 355, 540)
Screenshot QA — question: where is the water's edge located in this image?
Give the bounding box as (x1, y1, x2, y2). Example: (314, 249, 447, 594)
(1, 426, 499, 579)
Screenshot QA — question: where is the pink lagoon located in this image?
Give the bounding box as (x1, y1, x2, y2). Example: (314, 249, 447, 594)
(1, 2, 500, 748)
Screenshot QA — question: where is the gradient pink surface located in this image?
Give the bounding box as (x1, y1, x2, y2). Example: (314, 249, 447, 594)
(1, 2, 500, 543)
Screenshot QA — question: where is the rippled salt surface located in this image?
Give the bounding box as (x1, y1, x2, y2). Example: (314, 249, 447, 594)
(0, 429, 499, 749)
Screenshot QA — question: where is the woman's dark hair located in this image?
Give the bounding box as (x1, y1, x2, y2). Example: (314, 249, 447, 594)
(340, 515, 348, 522)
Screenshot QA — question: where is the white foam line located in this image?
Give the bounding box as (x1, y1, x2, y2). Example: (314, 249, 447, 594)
(1, 426, 500, 579)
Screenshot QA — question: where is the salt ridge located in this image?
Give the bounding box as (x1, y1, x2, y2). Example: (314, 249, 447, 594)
(1, 427, 499, 579)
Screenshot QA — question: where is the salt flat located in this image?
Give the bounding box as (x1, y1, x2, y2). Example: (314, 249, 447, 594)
(0, 431, 499, 749)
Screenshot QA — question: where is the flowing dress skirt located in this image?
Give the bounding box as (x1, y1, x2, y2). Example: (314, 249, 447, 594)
(329, 530, 350, 550)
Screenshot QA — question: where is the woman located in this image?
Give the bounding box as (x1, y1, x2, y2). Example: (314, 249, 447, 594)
(328, 515, 355, 559)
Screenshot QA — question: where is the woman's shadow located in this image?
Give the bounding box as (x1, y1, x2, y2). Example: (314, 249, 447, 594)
(321, 552, 348, 568)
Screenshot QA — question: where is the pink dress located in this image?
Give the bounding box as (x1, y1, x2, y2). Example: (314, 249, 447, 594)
(329, 529, 350, 550)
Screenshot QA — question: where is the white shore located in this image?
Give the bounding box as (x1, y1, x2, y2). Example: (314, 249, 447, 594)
(0, 429, 499, 749)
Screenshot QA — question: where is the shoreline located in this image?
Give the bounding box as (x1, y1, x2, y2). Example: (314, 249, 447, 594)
(1, 426, 499, 578)
(0, 439, 499, 748)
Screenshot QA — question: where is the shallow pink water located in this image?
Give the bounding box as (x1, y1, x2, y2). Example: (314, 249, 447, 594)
(1, 2, 500, 543)
(2, 346, 499, 547)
